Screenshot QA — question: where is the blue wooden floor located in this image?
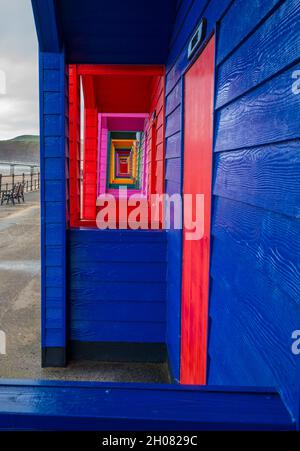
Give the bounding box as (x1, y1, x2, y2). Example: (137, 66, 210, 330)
(0, 380, 295, 430)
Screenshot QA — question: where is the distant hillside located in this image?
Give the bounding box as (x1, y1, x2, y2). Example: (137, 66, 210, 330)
(0, 135, 39, 163)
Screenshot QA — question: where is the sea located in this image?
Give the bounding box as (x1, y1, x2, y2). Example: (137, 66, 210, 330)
(0, 163, 39, 176)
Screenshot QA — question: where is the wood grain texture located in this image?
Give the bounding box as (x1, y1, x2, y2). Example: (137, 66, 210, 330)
(216, 0, 300, 108)
(217, 0, 281, 65)
(213, 141, 300, 218)
(209, 242, 300, 417)
(215, 64, 300, 152)
(212, 196, 300, 304)
(0, 380, 294, 430)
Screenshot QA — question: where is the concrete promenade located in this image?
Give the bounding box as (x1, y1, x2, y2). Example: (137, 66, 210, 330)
(0, 192, 169, 383)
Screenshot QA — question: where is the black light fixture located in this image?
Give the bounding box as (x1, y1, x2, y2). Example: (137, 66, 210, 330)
(188, 18, 207, 60)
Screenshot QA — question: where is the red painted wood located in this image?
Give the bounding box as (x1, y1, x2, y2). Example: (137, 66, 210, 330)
(70, 65, 165, 225)
(77, 65, 165, 76)
(180, 36, 215, 385)
(93, 75, 152, 113)
(146, 75, 165, 197)
(69, 65, 80, 227)
(82, 108, 98, 220)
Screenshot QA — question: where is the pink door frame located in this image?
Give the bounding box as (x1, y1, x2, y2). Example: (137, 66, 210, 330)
(97, 113, 149, 197)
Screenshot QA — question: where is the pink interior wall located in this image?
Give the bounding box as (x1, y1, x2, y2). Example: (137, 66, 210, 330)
(97, 113, 149, 197)
(97, 115, 108, 196)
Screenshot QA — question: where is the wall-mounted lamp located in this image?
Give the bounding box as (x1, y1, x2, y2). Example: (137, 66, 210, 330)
(187, 18, 207, 60)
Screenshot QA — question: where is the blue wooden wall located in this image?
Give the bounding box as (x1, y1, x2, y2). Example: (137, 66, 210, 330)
(165, 0, 300, 418)
(165, 0, 233, 382)
(68, 229, 167, 345)
(39, 50, 67, 359)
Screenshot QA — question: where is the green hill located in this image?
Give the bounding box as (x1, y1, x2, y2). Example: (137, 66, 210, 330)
(0, 135, 39, 163)
(9, 135, 40, 143)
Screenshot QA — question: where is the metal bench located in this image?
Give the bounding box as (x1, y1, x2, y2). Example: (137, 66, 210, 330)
(0, 183, 25, 205)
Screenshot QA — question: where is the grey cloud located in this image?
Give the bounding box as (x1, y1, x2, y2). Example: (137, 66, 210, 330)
(0, 0, 38, 140)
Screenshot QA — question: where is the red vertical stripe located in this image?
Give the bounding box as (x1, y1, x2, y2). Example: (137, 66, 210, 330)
(82, 108, 98, 220)
(69, 65, 80, 227)
(180, 36, 215, 385)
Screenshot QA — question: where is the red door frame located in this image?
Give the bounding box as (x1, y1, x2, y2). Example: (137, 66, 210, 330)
(180, 36, 215, 385)
(68, 65, 165, 227)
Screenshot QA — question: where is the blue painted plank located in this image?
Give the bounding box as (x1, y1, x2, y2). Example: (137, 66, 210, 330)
(70, 262, 166, 283)
(209, 238, 300, 419)
(46, 286, 64, 301)
(71, 321, 166, 343)
(165, 105, 181, 138)
(212, 196, 300, 303)
(40, 49, 66, 351)
(45, 201, 65, 222)
(45, 180, 65, 201)
(45, 267, 64, 287)
(169, 0, 196, 47)
(165, 157, 182, 183)
(213, 141, 300, 218)
(166, 0, 231, 94)
(69, 242, 167, 262)
(44, 157, 65, 180)
(42, 52, 61, 69)
(45, 223, 65, 246)
(45, 328, 65, 346)
(208, 278, 277, 387)
(43, 69, 60, 91)
(44, 92, 61, 114)
(69, 229, 167, 243)
(167, 0, 209, 67)
(166, 229, 182, 381)
(31, 0, 62, 52)
(216, 0, 300, 108)
(166, 132, 182, 159)
(46, 307, 64, 327)
(215, 64, 300, 152)
(70, 282, 166, 302)
(166, 79, 182, 116)
(0, 380, 294, 430)
(46, 246, 64, 266)
(44, 136, 64, 157)
(217, 0, 281, 64)
(44, 115, 63, 136)
(165, 180, 181, 196)
(71, 301, 165, 322)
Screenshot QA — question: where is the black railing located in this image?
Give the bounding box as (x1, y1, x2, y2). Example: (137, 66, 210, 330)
(0, 172, 40, 194)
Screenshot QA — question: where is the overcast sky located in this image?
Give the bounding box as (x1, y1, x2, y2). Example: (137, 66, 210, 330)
(0, 0, 38, 140)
